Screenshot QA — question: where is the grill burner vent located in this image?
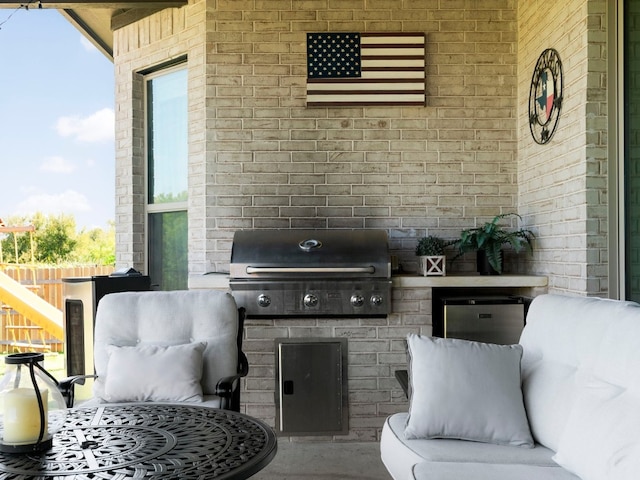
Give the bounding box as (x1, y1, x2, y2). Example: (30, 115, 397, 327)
(230, 229, 392, 318)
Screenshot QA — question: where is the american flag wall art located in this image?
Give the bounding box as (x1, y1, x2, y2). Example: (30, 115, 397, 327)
(306, 32, 426, 107)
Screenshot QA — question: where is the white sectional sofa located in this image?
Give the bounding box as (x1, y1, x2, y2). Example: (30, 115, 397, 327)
(381, 294, 640, 480)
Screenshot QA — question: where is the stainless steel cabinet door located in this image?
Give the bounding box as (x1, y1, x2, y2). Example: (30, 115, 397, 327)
(275, 338, 348, 435)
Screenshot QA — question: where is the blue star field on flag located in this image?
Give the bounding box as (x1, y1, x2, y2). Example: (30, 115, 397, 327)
(307, 33, 361, 78)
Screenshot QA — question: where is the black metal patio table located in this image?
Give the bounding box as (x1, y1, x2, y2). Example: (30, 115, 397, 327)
(0, 403, 277, 479)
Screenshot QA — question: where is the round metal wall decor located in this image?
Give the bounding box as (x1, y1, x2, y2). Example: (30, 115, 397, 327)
(528, 48, 563, 144)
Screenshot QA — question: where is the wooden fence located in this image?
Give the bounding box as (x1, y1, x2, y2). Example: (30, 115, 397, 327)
(0, 265, 114, 354)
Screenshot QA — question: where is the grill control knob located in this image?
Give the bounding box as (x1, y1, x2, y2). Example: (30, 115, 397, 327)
(371, 294, 384, 306)
(257, 294, 271, 308)
(350, 294, 365, 307)
(304, 293, 319, 308)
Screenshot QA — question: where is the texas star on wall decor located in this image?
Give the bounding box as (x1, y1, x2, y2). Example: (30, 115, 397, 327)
(528, 48, 563, 144)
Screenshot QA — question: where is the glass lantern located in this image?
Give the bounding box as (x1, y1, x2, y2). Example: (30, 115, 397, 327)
(0, 352, 67, 454)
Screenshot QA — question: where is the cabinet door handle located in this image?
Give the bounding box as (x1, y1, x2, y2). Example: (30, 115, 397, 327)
(283, 380, 294, 395)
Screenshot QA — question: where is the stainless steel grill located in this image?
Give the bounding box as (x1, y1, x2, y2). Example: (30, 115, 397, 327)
(230, 229, 392, 317)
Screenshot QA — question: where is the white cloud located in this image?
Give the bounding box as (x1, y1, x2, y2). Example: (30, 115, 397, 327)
(16, 190, 91, 216)
(56, 108, 115, 143)
(40, 156, 75, 173)
(80, 35, 99, 53)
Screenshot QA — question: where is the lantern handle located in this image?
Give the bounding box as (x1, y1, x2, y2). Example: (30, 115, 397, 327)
(28, 361, 46, 445)
(33, 361, 61, 386)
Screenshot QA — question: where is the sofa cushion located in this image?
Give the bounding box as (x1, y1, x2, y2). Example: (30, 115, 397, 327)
(381, 413, 558, 480)
(410, 460, 579, 480)
(404, 335, 533, 447)
(553, 377, 640, 480)
(552, 300, 640, 480)
(384, 413, 556, 464)
(519, 295, 632, 451)
(102, 341, 207, 403)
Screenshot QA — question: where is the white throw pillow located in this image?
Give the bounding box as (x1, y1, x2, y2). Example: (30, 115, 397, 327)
(102, 342, 207, 403)
(553, 377, 640, 480)
(404, 335, 534, 447)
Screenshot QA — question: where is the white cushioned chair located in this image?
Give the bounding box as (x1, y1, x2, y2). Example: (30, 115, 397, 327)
(60, 290, 247, 411)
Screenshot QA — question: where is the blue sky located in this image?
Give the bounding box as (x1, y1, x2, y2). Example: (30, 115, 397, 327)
(0, 8, 115, 230)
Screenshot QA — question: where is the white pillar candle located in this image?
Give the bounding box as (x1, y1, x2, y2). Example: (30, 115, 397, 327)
(3, 388, 48, 445)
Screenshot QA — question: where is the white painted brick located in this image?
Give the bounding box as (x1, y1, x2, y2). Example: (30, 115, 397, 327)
(113, 0, 605, 439)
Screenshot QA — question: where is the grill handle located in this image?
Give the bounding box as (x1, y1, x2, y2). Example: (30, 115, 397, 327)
(245, 266, 375, 274)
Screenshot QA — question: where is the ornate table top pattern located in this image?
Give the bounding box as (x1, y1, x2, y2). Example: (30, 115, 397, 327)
(0, 404, 277, 479)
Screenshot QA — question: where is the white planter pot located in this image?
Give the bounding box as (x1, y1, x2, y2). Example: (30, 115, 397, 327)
(418, 255, 446, 276)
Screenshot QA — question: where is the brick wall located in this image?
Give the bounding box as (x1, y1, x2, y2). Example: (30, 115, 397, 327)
(242, 302, 427, 441)
(202, 0, 521, 276)
(114, 0, 521, 277)
(113, 3, 207, 270)
(517, 0, 608, 296)
(111, 0, 606, 440)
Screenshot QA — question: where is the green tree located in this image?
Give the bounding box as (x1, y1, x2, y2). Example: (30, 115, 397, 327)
(31, 213, 78, 263)
(0, 213, 114, 265)
(153, 191, 188, 204)
(0, 215, 37, 263)
(72, 222, 116, 265)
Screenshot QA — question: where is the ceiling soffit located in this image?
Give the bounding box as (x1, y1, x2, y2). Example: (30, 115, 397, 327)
(0, 0, 188, 61)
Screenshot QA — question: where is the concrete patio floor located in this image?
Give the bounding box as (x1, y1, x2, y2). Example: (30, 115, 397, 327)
(253, 440, 390, 480)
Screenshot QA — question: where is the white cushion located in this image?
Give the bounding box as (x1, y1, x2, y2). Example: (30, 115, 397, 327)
(411, 461, 579, 480)
(381, 413, 557, 480)
(102, 342, 207, 403)
(519, 294, 632, 450)
(93, 290, 240, 400)
(404, 335, 533, 448)
(552, 377, 640, 480)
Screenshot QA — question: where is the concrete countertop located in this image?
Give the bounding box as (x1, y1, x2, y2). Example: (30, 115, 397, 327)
(391, 274, 548, 288)
(190, 273, 231, 290)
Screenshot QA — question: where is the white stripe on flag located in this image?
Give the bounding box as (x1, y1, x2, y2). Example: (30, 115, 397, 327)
(307, 93, 426, 104)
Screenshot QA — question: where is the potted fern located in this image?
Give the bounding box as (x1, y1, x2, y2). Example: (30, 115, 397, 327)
(415, 235, 450, 276)
(453, 213, 535, 275)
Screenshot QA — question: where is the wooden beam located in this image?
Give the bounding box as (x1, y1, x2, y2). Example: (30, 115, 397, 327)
(0, 0, 186, 8)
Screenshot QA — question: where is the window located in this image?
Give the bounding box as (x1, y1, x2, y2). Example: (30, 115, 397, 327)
(146, 65, 188, 290)
(623, 0, 640, 300)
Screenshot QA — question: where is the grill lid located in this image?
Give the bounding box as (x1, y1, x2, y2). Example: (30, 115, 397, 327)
(230, 229, 390, 279)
